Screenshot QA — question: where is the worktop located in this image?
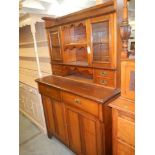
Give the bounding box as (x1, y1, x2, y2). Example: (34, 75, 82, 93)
(36, 75, 120, 104)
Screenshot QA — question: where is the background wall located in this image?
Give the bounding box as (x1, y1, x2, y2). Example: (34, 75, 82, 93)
(19, 18, 52, 133)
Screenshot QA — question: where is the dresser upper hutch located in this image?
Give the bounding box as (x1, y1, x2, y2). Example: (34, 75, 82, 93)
(42, 0, 125, 89)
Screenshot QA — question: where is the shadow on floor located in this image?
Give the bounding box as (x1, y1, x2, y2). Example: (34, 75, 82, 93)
(19, 113, 75, 155)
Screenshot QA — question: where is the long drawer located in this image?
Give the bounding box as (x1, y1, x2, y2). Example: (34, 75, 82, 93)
(62, 91, 99, 118)
(117, 115, 135, 147)
(117, 140, 135, 155)
(38, 84, 61, 101)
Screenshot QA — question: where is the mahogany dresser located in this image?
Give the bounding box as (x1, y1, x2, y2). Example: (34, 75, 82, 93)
(35, 1, 127, 155)
(109, 60, 135, 155)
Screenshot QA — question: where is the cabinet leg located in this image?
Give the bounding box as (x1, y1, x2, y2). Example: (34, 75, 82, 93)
(47, 133, 53, 139)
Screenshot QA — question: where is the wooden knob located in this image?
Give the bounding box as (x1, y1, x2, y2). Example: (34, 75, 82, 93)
(101, 80, 107, 85)
(74, 98, 81, 104)
(100, 71, 107, 76)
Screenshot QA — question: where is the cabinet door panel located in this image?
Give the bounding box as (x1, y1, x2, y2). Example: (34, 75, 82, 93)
(48, 29, 62, 61)
(53, 100, 67, 143)
(92, 21, 109, 62)
(66, 108, 82, 154)
(89, 14, 114, 68)
(81, 116, 98, 155)
(42, 96, 55, 134)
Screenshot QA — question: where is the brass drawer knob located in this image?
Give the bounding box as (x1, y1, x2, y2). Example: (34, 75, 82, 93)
(100, 80, 107, 85)
(74, 98, 81, 104)
(100, 71, 107, 76)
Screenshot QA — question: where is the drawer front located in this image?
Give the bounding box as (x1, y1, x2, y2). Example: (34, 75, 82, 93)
(62, 92, 99, 117)
(94, 77, 115, 88)
(38, 84, 61, 101)
(94, 69, 115, 79)
(117, 116, 135, 146)
(117, 140, 135, 155)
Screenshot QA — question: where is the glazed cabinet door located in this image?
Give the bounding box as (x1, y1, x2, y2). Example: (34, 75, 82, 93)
(47, 27, 62, 61)
(88, 14, 114, 68)
(41, 95, 68, 144)
(65, 106, 103, 155)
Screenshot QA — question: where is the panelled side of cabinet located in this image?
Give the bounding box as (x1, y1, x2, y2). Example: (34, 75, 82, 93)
(110, 60, 135, 155)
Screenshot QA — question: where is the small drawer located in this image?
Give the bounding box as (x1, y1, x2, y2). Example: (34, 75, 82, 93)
(94, 77, 115, 88)
(94, 69, 115, 79)
(38, 84, 61, 101)
(117, 140, 135, 155)
(62, 92, 99, 117)
(117, 116, 135, 146)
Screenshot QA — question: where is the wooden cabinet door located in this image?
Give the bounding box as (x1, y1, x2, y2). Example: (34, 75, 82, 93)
(42, 95, 55, 137)
(52, 100, 68, 144)
(66, 106, 103, 155)
(66, 108, 83, 154)
(48, 27, 62, 61)
(88, 14, 114, 68)
(41, 95, 68, 144)
(80, 115, 103, 155)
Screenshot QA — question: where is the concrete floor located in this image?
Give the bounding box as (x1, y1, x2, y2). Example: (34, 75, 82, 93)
(19, 113, 75, 155)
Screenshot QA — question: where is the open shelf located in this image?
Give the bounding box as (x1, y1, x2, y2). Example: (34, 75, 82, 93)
(64, 74, 93, 84)
(63, 46, 88, 65)
(64, 42, 87, 48)
(63, 61, 88, 67)
(62, 21, 87, 46)
(93, 42, 109, 45)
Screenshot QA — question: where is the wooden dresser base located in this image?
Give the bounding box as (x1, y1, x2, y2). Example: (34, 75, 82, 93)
(36, 75, 120, 155)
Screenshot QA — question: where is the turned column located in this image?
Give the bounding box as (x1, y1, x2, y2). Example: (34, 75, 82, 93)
(120, 0, 131, 59)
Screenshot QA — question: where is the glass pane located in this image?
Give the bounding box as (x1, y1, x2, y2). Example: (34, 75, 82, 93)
(51, 32, 59, 46)
(92, 21, 110, 62)
(52, 47, 61, 60)
(50, 32, 61, 60)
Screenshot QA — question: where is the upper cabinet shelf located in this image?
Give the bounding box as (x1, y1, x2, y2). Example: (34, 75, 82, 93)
(62, 22, 87, 46)
(64, 42, 87, 49)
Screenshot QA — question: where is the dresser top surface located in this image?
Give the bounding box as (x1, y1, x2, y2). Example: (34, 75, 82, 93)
(36, 75, 120, 104)
(109, 97, 135, 115)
